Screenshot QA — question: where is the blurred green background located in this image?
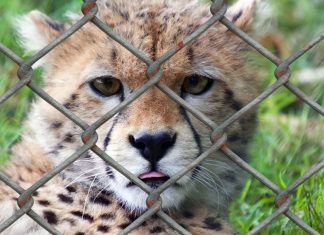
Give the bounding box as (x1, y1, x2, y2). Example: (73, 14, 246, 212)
(0, 0, 323, 234)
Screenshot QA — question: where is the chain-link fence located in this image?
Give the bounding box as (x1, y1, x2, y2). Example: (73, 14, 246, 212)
(0, 0, 323, 234)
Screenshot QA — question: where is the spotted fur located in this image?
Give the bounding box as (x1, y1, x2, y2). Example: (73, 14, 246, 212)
(1, 0, 259, 234)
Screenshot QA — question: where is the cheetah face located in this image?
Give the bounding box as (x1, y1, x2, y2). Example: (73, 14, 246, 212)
(18, 0, 258, 212)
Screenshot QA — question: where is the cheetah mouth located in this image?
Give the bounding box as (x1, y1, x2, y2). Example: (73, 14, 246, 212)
(126, 171, 170, 189)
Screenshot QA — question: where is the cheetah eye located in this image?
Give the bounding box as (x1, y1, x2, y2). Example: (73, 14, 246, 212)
(182, 74, 213, 95)
(89, 76, 122, 97)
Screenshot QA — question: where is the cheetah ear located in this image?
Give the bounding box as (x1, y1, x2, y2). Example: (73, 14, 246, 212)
(225, 0, 259, 31)
(15, 10, 66, 54)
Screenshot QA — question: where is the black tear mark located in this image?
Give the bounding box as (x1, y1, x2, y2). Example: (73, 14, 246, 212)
(179, 106, 202, 155)
(203, 217, 222, 231)
(103, 114, 120, 151)
(43, 211, 58, 224)
(58, 194, 74, 203)
(224, 88, 243, 111)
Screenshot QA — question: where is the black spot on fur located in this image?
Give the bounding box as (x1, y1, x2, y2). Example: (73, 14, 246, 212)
(64, 133, 74, 143)
(45, 19, 65, 31)
(203, 217, 222, 230)
(58, 194, 74, 203)
(119, 222, 131, 229)
(57, 144, 64, 149)
(191, 165, 201, 179)
(75, 232, 85, 235)
(90, 195, 111, 206)
(187, 48, 194, 63)
(228, 134, 240, 142)
(64, 102, 72, 109)
(223, 170, 236, 183)
(66, 186, 77, 193)
(97, 225, 110, 232)
(106, 166, 114, 179)
(120, 11, 130, 21)
(225, 88, 234, 100)
(150, 226, 164, 233)
(26, 167, 33, 173)
(231, 100, 243, 111)
(128, 213, 138, 222)
(38, 200, 50, 206)
(136, 12, 146, 18)
(71, 211, 94, 222)
(100, 213, 115, 220)
(83, 153, 92, 159)
(224, 88, 243, 111)
(51, 121, 62, 129)
(183, 211, 194, 219)
(71, 94, 78, 100)
(43, 211, 58, 224)
(232, 10, 243, 23)
(111, 49, 117, 61)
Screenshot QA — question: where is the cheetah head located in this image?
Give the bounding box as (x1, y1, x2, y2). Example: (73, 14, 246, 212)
(17, 0, 259, 212)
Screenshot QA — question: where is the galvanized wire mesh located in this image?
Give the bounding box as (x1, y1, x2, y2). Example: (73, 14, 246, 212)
(0, 0, 323, 234)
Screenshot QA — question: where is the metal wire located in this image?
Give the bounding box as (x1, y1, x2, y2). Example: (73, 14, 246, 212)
(0, 0, 323, 234)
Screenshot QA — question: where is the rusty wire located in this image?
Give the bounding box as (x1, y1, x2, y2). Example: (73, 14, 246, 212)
(0, 0, 323, 234)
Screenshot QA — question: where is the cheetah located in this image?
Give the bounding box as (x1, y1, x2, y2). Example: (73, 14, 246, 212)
(0, 0, 259, 234)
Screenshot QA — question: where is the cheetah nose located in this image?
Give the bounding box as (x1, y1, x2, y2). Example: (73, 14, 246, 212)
(128, 131, 177, 166)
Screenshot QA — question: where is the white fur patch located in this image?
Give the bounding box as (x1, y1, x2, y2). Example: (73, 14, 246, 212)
(15, 11, 49, 53)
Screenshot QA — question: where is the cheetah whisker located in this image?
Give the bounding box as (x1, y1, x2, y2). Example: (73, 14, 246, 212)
(82, 175, 98, 218)
(64, 167, 105, 188)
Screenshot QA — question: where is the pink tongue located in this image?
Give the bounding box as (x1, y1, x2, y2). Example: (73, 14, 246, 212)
(139, 171, 166, 179)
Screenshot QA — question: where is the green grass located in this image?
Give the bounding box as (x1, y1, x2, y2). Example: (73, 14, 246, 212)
(0, 0, 323, 234)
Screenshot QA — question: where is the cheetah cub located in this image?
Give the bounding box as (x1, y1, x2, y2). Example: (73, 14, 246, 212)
(0, 0, 259, 234)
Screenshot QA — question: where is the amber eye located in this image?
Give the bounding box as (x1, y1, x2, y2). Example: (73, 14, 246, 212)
(182, 74, 213, 95)
(89, 76, 122, 97)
